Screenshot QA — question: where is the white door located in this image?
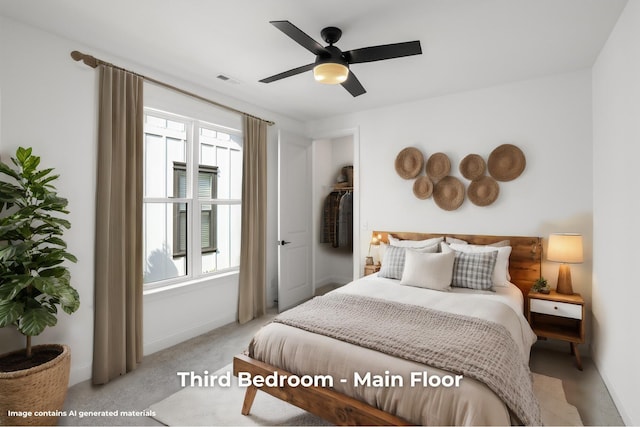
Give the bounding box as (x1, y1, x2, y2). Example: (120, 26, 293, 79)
(277, 130, 313, 311)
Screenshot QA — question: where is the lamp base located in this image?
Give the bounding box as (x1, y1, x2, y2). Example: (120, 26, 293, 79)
(556, 264, 574, 295)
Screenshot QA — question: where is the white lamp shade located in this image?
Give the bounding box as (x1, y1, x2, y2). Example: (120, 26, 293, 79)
(313, 63, 349, 84)
(547, 233, 584, 263)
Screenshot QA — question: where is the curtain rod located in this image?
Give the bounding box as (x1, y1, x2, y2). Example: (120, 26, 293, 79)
(70, 50, 275, 126)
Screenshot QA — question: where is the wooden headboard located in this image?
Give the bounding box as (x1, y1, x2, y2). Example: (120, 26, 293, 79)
(373, 231, 542, 298)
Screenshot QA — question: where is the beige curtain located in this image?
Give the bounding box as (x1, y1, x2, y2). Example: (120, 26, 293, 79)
(237, 116, 267, 324)
(92, 65, 144, 384)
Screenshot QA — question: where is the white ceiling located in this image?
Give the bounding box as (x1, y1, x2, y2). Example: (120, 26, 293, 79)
(0, 0, 628, 122)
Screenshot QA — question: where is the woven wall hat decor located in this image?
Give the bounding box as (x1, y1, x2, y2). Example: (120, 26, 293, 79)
(459, 154, 486, 181)
(412, 175, 433, 199)
(488, 144, 526, 182)
(395, 147, 424, 179)
(433, 176, 465, 211)
(426, 152, 451, 181)
(467, 175, 499, 206)
(396, 143, 525, 210)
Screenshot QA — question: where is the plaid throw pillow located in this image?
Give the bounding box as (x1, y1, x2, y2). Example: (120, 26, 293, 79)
(378, 244, 438, 280)
(451, 250, 498, 290)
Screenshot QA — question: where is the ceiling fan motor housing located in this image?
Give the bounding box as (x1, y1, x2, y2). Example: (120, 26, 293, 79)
(315, 45, 348, 68)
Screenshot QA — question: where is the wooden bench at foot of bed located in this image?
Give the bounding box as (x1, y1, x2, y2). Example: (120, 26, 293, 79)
(233, 354, 412, 426)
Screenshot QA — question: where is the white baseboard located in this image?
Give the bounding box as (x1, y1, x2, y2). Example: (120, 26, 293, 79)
(66, 314, 236, 387)
(69, 363, 92, 387)
(143, 314, 236, 357)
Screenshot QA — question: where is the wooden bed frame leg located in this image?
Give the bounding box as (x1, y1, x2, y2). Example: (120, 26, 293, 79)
(241, 384, 258, 415)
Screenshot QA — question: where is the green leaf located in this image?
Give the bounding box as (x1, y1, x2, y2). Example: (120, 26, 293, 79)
(0, 300, 24, 327)
(42, 217, 71, 230)
(39, 267, 68, 278)
(63, 252, 78, 263)
(0, 281, 16, 299)
(0, 162, 21, 181)
(40, 175, 60, 189)
(32, 276, 63, 295)
(18, 307, 57, 336)
(31, 256, 64, 269)
(23, 155, 41, 174)
(32, 167, 55, 182)
(0, 181, 22, 196)
(0, 276, 32, 300)
(15, 147, 32, 165)
(59, 287, 80, 314)
(0, 245, 17, 262)
(44, 236, 67, 248)
(0, 219, 29, 237)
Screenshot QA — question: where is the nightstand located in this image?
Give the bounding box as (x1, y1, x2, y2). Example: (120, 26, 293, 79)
(527, 290, 585, 370)
(364, 264, 380, 276)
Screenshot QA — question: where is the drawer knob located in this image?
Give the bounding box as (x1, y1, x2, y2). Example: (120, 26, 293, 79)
(554, 306, 558, 310)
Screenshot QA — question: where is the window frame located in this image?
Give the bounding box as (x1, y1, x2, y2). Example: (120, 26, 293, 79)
(142, 108, 242, 291)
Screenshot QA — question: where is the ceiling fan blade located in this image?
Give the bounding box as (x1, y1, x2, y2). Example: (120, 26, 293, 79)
(259, 63, 315, 83)
(341, 71, 366, 97)
(344, 41, 422, 64)
(270, 20, 327, 55)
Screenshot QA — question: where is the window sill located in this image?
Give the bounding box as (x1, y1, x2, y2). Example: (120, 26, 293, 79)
(143, 269, 239, 296)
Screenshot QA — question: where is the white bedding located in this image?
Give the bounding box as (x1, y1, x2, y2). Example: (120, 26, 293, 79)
(334, 273, 536, 362)
(249, 275, 537, 425)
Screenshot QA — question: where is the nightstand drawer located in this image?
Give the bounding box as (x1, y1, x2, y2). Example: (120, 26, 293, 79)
(530, 298, 582, 320)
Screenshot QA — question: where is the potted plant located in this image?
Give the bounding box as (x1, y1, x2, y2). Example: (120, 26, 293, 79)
(532, 277, 550, 294)
(0, 147, 79, 426)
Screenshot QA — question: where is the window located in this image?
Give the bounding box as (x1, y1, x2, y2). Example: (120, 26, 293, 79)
(172, 162, 219, 257)
(142, 110, 242, 288)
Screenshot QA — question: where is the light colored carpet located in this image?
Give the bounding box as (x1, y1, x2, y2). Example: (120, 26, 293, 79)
(149, 364, 582, 426)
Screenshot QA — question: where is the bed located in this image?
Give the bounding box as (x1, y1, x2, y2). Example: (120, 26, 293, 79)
(233, 232, 543, 425)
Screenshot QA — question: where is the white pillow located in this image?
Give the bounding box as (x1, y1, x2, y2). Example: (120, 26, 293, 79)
(388, 235, 444, 248)
(400, 248, 455, 291)
(379, 243, 439, 280)
(445, 237, 511, 248)
(377, 242, 388, 265)
(449, 243, 512, 287)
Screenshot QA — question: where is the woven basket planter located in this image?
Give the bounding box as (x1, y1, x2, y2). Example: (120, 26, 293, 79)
(0, 344, 71, 426)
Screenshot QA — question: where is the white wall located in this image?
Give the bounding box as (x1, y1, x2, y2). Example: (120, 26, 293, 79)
(0, 16, 98, 386)
(0, 16, 304, 385)
(592, 1, 640, 424)
(313, 135, 354, 288)
(308, 70, 594, 337)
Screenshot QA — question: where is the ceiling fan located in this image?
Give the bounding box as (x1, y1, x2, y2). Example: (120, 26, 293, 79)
(260, 20, 422, 97)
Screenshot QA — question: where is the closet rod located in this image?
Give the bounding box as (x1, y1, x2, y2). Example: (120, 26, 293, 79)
(70, 50, 275, 126)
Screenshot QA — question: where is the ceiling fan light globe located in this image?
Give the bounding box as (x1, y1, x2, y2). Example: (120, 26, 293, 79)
(313, 63, 349, 84)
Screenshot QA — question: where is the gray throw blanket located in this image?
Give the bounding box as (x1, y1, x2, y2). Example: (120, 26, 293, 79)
(270, 293, 542, 426)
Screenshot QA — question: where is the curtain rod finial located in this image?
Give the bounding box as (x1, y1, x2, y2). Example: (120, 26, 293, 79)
(70, 50, 98, 68)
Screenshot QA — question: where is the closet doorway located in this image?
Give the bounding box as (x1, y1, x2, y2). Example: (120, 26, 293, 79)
(312, 130, 359, 295)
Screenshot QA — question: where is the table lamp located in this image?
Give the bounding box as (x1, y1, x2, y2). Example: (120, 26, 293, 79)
(367, 233, 382, 265)
(547, 233, 583, 295)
